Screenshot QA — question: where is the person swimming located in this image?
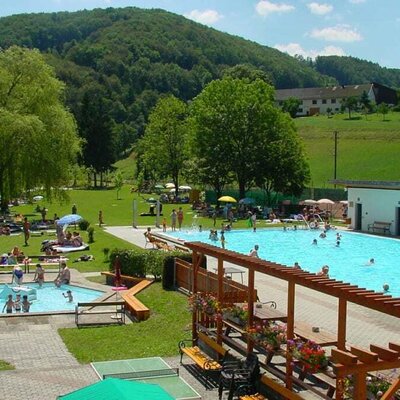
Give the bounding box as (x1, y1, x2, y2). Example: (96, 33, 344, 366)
(312, 239, 318, 245)
(383, 283, 390, 293)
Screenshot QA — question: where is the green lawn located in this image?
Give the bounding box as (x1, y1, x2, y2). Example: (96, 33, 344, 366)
(58, 282, 191, 363)
(0, 360, 14, 371)
(295, 112, 400, 186)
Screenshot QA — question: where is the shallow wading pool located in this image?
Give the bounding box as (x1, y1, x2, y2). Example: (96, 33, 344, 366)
(0, 282, 104, 313)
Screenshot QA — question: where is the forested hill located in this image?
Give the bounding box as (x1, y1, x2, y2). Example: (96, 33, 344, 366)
(315, 56, 400, 88)
(1, 7, 399, 159)
(0, 7, 334, 157)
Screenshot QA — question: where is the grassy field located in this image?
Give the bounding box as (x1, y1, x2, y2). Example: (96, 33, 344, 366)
(295, 112, 400, 186)
(0, 186, 263, 273)
(111, 112, 400, 188)
(58, 282, 191, 363)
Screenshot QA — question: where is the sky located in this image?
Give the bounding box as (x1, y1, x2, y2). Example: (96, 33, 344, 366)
(0, 0, 399, 68)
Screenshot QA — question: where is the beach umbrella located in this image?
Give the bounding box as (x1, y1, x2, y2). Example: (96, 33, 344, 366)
(33, 195, 44, 201)
(57, 214, 83, 226)
(147, 198, 157, 203)
(303, 199, 317, 205)
(239, 197, 255, 205)
(178, 185, 192, 191)
(165, 183, 175, 189)
(218, 196, 237, 203)
(154, 184, 164, 189)
(340, 200, 349, 205)
(317, 198, 335, 205)
(58, 377, 174, 400)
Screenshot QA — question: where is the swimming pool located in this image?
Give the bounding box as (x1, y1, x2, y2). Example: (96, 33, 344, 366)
(0, 282, 104, 313)
(168, 228, 400, 296)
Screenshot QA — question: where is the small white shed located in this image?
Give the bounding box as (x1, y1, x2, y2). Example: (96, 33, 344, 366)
(333, 180, 400, 235)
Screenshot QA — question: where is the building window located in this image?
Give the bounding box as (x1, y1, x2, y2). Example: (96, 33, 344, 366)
(298, 108, 303, 113)
(331, 99, 336, 104)
(322, 99, 327, 104)
(335, 108, 339, 111)
(312, 100, 317, 105)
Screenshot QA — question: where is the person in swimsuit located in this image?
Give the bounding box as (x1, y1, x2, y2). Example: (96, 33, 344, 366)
(63, 290, 73, 302)
(34, 263, 45, 287)
(14, 294, 22, 313)
(2, 295, 14, 314)
(22, 295, 31, 312)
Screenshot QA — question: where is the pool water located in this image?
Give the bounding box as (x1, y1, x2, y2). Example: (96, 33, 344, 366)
(168, 228, 400, 297)
(0, 282, 104, 313)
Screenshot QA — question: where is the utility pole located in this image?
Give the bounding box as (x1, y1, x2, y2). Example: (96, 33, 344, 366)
(333, 130, 338, 188)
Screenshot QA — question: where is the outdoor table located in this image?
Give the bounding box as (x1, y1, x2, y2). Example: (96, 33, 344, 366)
(293, 322, 337, 347)
(213, 266, 245, 283)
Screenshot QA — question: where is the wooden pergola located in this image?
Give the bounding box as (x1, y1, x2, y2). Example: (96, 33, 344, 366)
(186, 241, 400, 400)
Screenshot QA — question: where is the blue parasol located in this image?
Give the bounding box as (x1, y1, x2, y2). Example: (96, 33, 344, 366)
(57, 214, 83, 226)
(239, 197, 256, 205)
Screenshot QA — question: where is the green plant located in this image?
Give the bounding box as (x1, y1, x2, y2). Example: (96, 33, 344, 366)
(188, 292, 219, 315)
(246, 322, 287, 350)
(78, 219, 90, 231)
(344, 373, 397, 399)
(87, 227, 94, 243)
(102, 247, 110, 261)
(287, 339, 327, 373)
(223, 304, 249, 324)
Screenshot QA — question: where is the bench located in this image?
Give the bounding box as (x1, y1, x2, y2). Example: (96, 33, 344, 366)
(121, 279, 152, 321)
(179, 331, 229, 386)
(368, 221, 391, 235)
(75, 301, 125, 327)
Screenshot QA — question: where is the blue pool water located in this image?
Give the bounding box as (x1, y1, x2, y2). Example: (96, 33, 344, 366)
(0, 282, 104, 313)
(168, 229, 400, 296)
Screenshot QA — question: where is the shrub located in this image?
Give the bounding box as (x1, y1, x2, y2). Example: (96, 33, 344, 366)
(78, 219, 90, 231)
(109, 248, 194, 281)
(87, 227, 94, 243)
(103, 247, 110, 261)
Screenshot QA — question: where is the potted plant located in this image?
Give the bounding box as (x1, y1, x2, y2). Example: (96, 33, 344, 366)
(188, 292, 219, 316)
(246, 322, 287, 351)
(287, 339, 328, 373)
(222, 304, 249, 326)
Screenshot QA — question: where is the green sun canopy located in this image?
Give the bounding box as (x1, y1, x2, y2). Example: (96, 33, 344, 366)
(58, 378, 175, 400)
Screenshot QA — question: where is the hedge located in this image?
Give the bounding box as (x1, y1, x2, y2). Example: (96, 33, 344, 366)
(109, 248, 194, 283)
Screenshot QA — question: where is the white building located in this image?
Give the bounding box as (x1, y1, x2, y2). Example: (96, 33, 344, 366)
(275, 82, 397, 116)
(333, 180, 400, 235)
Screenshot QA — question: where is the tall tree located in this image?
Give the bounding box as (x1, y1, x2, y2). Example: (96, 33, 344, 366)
(0, 46, 80, 210)
(341, 96, 359, 119)
(78, 90, 116, 187)
(190, 78, 269, 199)
(137, 95, 189, 196)
(281, 97, 302, 118)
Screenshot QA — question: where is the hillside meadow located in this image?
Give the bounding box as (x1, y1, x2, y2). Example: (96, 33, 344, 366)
(296, 112, 400, 186)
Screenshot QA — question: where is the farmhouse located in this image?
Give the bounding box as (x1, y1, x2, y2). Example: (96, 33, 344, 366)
(275, 82, 397, 116)
(332, 180, 400, 235)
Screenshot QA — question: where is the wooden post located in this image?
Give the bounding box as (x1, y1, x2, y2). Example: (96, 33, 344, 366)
(247, 267, 255, 354)
(338, 298, 347, 350)
(217, 257, 224, 345)
(192, 251, 198, 340)
(286, 281, 295, 390)
(335, 370, 345, 400)
(353, 372, 367, 400)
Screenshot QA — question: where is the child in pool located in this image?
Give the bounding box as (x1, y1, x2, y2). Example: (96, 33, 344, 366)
(63, 290, 73, 303)
(22, 295, 31, 312)
(14, 294, 22, 313)
(2, 295, 14, 314)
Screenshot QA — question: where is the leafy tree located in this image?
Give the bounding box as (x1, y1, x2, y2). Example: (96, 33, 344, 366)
(377, 102, 389, 121)
(114, 171, 124, 199)
(341, 96, 359, 119)
(137, 95, 189, 196)
(281, 97, 301, 118)
(223, 64, 272, 84)
(190, 77, 309, 200)
(0, 46, 80, 210)
(78, 89, 116, 187)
